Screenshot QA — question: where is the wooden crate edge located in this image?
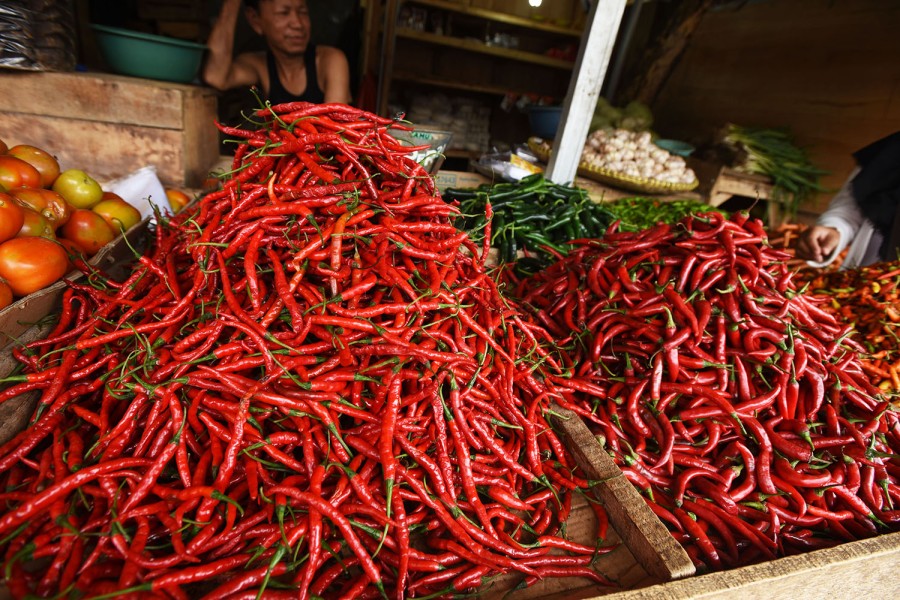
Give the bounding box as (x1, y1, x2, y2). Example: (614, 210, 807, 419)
(549, 403, 696, 583)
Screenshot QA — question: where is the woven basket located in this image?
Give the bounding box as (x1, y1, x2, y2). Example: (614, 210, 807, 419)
(528, 138, 699, 195)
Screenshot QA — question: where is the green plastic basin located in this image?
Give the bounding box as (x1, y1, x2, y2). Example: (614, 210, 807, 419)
(91, 24, 206, 84)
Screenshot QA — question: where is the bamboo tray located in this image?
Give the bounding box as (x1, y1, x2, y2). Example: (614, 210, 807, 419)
(528, 138, 699, 195)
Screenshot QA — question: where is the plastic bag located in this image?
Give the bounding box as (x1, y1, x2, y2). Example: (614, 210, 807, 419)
(0, 0, 76, 71)
(102, 166, 174, 222)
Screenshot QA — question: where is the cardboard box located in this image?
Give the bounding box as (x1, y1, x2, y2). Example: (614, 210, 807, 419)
(0, 71, 219, 188)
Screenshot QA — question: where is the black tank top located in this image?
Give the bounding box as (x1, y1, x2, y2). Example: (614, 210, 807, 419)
(266, 44, 325, 105)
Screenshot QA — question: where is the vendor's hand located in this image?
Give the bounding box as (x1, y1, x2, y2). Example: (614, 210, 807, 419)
(796, 225, 841, 263)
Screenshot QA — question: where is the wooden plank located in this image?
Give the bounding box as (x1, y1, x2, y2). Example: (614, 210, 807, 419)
(0, 71, 214, 129)
(0, 114, 194, 188)
(550, 403, 696, 583)
(376, 0, 400, 115)
(576, 176, 702, 204)
(707, 167, 775, 208)
(484, 494, 655, 599)
(598, 531, 900, 599)
(546, 0, 627, 185)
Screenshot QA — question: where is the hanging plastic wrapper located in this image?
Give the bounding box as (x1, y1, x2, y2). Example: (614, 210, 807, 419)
(0, 0, 77, 71)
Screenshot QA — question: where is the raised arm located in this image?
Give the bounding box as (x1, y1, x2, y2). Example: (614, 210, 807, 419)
(318, 46, 352, 105)
(203, 0, 260, 91)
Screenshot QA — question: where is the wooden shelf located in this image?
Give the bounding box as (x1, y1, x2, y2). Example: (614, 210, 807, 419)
(405, 0, 583, 38)
(397, 28, 576, 70)
(393, 71, 521, 97)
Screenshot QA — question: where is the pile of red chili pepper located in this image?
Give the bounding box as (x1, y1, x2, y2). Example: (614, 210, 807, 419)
(802, 260, 900, 398)
(0, 104, 613, 598)
(512, 211, 900, 570)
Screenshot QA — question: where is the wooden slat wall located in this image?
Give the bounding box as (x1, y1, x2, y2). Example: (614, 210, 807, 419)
(649, 0, 900, 213)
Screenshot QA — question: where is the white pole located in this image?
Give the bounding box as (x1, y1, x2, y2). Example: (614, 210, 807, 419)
(546, 0, 628, 184)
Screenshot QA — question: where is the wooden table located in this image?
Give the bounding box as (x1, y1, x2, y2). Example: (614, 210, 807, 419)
(573, 174, 704, 204)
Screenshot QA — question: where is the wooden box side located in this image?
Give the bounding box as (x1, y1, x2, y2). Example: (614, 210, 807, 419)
(0, 71, 213, 129)
(600, 530, 900, 599)
(0, 71, 220, 187)
(0, 113, 189, 188)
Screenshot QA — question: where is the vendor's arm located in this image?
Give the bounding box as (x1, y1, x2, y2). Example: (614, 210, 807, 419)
(796, 168, 863, 266)
(318, 46, 351, 104)
(203, 0, 261, 91)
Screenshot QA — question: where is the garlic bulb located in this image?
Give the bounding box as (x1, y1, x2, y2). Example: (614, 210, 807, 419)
(580, 128, 696, 186)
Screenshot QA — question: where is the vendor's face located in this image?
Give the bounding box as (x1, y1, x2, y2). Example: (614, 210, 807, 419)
(247, 0, 311, 55)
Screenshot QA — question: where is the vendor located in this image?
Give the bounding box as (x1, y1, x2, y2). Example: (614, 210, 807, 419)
(796, 131, 900, 269)
(203, 0, 351, 105)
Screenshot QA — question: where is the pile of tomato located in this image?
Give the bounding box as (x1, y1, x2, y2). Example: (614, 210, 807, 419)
(0, 138, 143, 309)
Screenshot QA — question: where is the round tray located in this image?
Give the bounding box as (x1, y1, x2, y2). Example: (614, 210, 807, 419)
(527, 137, 700, 195)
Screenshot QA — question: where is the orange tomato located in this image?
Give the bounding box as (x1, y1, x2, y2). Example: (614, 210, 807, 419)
(92, 197, 141, 233)
(0, 192, 25, 243)
(60, 209, 115, 256)
(7, 144, 61, 188)
(0, 155, 42, 190)
(8, 187, 72, 228)
(0, 237, 69, 296)
(17, 206, 56, 239)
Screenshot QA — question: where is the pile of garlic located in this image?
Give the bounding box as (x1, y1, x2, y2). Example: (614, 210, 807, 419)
(583, 129, 697, 185)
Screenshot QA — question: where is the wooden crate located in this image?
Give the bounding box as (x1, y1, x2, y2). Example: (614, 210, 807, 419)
(0, 71, 219, 188)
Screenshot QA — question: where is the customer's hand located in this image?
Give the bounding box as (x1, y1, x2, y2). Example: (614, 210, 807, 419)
(796, 225, 841, 263)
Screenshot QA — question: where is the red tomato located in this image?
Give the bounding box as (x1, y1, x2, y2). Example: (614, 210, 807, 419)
(0, 155, 42, 190)
(7, 145, 61, 188)
(8, 187, 71, 228)
(92, 197, 141, 233)
(0, 193, 25, 243)
(17, 206, 56, 239)
(60, 209, 115, 256)
(0, 237, 69, 297)
(0, 139, 7, 154)
(0, 278, 11, 309)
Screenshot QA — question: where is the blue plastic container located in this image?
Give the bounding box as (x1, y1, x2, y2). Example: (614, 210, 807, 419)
(528, 106, 562, 140)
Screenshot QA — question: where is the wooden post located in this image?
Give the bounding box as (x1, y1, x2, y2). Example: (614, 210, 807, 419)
(376, 0, 400, 116)
(546, 0, 628, 185)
